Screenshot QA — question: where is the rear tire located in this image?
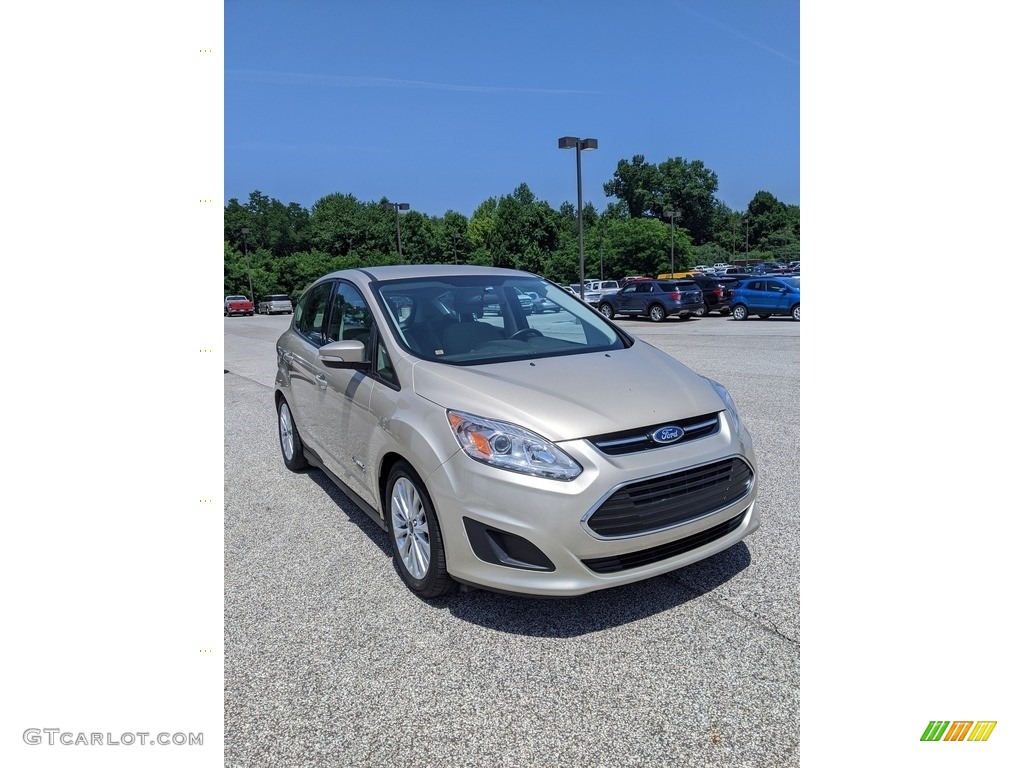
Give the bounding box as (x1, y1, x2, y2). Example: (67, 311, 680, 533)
(694, 303, 708, 317)
(386, 462, 457, 599)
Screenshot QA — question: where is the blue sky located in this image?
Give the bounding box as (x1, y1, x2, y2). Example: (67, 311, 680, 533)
(225, 1, 799, 218)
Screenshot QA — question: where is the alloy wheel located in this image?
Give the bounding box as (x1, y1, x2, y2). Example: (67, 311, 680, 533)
(390, 477, 430, 580)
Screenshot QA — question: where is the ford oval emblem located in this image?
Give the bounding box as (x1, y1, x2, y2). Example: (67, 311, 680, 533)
(651, 425, 684, 445)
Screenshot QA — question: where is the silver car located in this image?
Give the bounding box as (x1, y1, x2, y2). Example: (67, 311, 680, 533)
(258, 294, 294, 315)
(274, 266, 759, 598)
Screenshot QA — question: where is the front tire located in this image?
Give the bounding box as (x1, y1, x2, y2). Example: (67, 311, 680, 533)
(598, 303, 615, 319)
(733, 305, 748, 320)
(277, 398, 308, 471)
(792, 304, 800, 321)
(648, 304, 666, 323)
(694, 302, 708, 317)
(386, 462, 457, 599)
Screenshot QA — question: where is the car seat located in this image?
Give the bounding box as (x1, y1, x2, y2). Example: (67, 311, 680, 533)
(441, 290, 503, 354)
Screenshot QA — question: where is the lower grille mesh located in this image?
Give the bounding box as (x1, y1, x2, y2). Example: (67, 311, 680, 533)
(582, 512, 746, 573)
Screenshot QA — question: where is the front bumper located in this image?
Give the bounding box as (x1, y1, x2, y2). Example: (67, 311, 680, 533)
(424, 414, 759, 596)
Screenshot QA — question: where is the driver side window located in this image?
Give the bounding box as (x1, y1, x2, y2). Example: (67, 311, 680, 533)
(295, 281, 333, 347)
(326, 282, 375, 362)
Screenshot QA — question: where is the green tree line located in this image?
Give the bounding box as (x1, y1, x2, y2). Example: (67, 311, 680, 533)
(224, 155, 799, 299)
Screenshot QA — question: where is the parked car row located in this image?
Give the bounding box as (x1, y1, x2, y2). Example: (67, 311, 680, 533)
(588, 273, 800, 323)
(231, 271, 799, 327)
(224, 295, 295, 316)
(695, 261, 800, 275)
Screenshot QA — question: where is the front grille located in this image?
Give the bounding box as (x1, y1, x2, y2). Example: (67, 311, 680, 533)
(585, 457, 753, 538)
(581, 512, 746, 573)
(588, 413, 721, 456)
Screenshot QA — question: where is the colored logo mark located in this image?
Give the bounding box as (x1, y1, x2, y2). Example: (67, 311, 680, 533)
(650, 425, 684, 444)
(921, 721, 997, 742)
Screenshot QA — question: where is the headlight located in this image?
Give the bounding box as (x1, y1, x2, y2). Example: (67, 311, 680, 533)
(704, 377, 743, 429)
(447, 410, 582, 481)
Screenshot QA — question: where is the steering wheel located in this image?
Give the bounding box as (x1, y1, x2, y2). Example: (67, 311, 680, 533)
(510, 328, 543, 341)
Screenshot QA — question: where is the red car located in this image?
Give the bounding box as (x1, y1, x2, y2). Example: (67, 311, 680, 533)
(224, 295, 254, 316)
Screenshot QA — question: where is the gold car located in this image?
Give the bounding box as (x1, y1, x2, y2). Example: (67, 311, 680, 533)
(274, 266, 759, 598)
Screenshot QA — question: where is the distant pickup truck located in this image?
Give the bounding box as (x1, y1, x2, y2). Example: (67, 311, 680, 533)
(583, 280, 621, 306)
(224, 295, 254, 316)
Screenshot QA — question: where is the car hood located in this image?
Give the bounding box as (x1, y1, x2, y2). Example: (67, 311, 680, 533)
(410, 341, 725, 442)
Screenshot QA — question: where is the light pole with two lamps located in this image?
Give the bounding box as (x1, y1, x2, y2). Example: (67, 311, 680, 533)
(557, 136, 598, 296)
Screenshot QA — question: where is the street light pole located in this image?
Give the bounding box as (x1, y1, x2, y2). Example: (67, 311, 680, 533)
(664, 210, 680, 277)
(383, 201, 410, 263)
(240, 226, 253, 301)
(452, 231, 461, 265)
(558, 136, 598, 297)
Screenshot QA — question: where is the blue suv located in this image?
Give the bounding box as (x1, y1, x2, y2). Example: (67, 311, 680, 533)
(598, 280, 703, 322)
(730, 277, 800, 321)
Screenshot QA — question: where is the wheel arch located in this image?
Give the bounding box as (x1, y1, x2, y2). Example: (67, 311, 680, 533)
(377, 452, 408, 530)
(377, 451, 448, 536)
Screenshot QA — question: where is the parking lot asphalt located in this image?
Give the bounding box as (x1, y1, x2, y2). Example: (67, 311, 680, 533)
(224, 311, 800, 768)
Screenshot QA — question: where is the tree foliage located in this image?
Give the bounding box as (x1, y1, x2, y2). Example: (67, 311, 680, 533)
(225, 158, 797, 298)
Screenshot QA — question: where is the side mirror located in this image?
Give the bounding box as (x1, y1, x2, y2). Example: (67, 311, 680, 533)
(318, 340, 370, 370)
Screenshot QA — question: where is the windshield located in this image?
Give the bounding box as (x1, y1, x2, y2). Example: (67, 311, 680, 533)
(376, 274, 628, 364)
